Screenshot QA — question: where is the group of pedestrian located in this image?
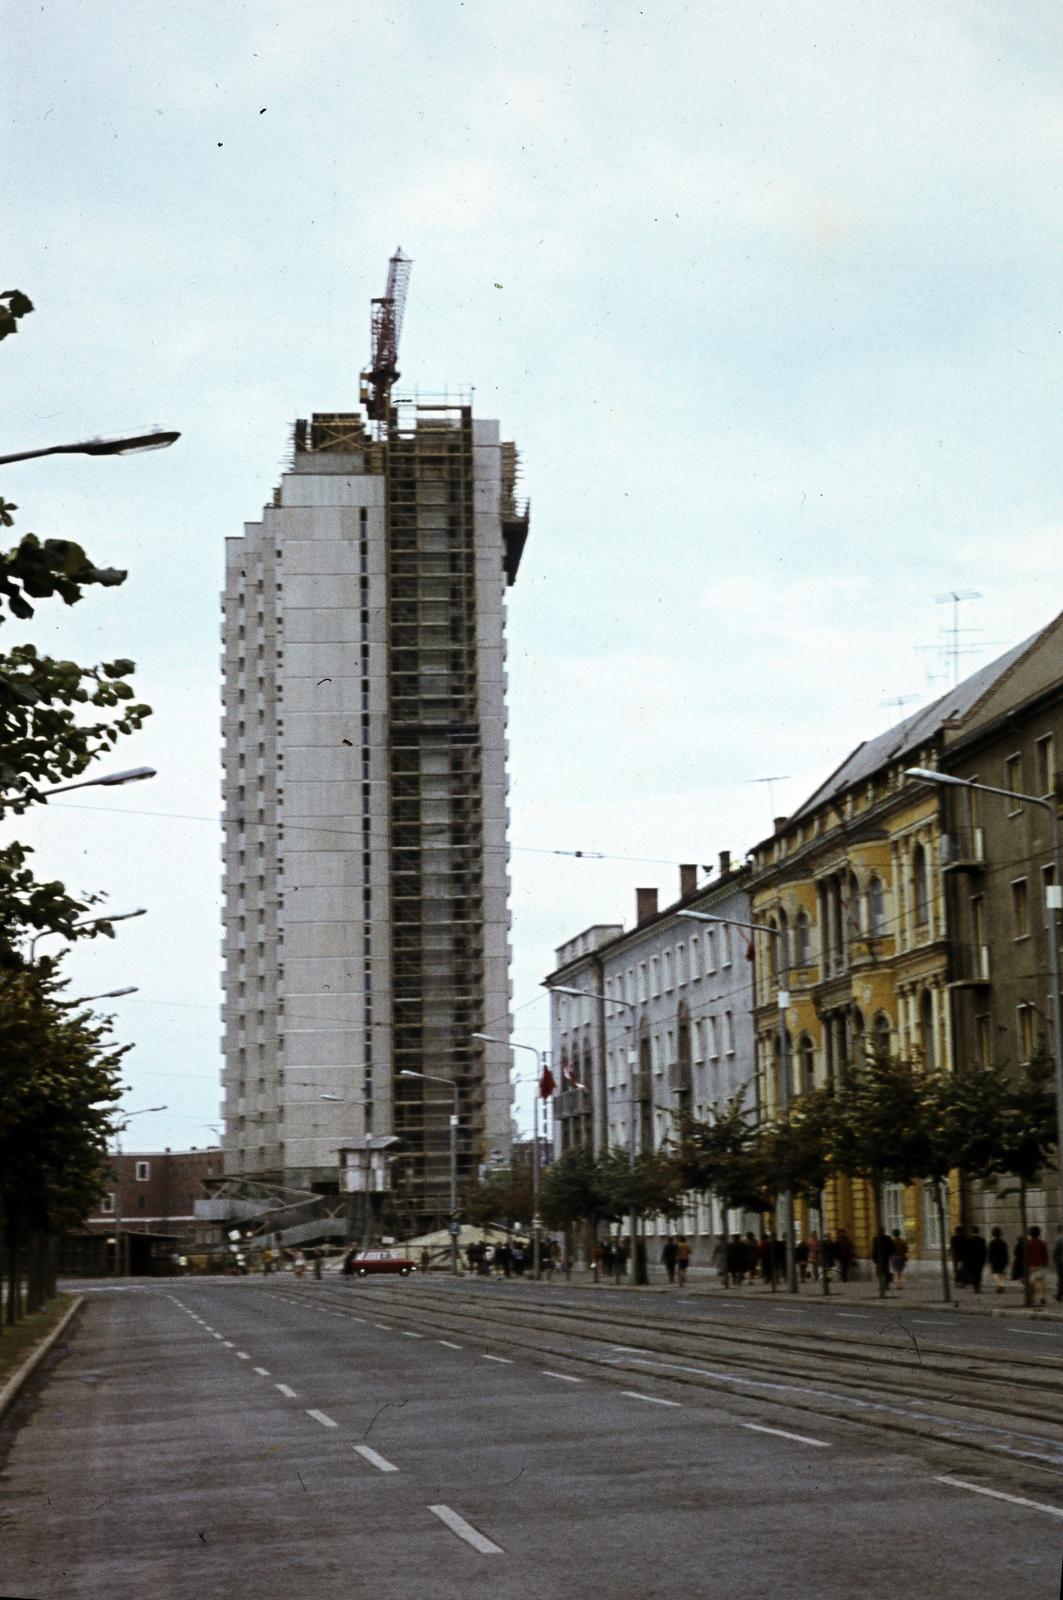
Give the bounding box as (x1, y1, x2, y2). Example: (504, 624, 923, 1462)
(660, 1235, 692, 1286)
(467, 1239, 529, 1277)
(593, 1238, 631, 1281)
(950, 1222, 1063, 1305)
(711, 1227, 861, 1287)
(870, 1229, 910, 1291)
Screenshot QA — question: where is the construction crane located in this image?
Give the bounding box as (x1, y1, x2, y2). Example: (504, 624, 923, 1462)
(360, 247, 412, 428)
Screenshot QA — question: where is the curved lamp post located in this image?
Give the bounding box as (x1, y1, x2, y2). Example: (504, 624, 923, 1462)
(0, 430, 180, 467)
(29, 907, 147, 961)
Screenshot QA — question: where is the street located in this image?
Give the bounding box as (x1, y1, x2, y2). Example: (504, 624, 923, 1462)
(2, 1277, 1062, 1599)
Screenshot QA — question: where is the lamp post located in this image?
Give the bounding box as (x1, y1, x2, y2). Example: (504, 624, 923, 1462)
(547, 984, 648, 1284)
(29, 907, 147, 961)
(678, 909, 798, 1294)
(906, 766, 1063, 1233)
(112, 1105, 168, 1278)
(2, 766, 157, 806)
(61, 986, 138, 1006)
(399, 1070, 459, 1275)
(0, 430, 180, 467)
(472, 1035, 546, 1279)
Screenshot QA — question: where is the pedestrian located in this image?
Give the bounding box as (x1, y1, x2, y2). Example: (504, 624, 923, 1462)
(634, 1237, 647, 1283)
(726, 1233, 745, 1287)
(807, 1230, 821, 1281)
(1027, 1225, 1049, 1306)
(1052, 1228, 1063, 1302)
(262, 1247, 273, 1276)
(420, 1247, 431, 1275)
(965, 1225, 987, 1293)
(834, 1228, 854, 1283)
(482, 1243, 494, 1276)
(988, 1226, 1009, 1292)
(675, 1235, 691, 1287)
(512, 1244, 526, 1277)
(1011, 1234, 1026, 1285)
(757, 1234, 773, 1284)
(871, 1228, 893, 1294)
(661, 1236, 678, 1285)
(312, 1247, 323, 1281)
(950, 1223, 968, 1288)
(601, 1238, 614, 1280)
(616, 1238, 630, 1281)
(772, 1233, 787, 1283)
(743, 1231, 759, 1283)
(711, 1233, 729, 1287)
(292, 1249, 306, 1280)
(889, 1229, 908, 1289)
(795, 1238, 809, 1281)
(822, 1233, 836, 1281)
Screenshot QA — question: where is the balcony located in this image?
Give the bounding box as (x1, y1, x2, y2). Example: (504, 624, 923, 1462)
(556, 1088, 585, 1118)
(940, 828, 986, 872)
(667, 1061, 692, 1094)
(948, 942, 991, 986)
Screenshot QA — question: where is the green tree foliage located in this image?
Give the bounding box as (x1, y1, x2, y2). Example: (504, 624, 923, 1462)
(463, 1160, 535, 1232)
(538, 1146, 605, 1232)
(0, 289, 33, 342)
(669, 1097, 768, 1218)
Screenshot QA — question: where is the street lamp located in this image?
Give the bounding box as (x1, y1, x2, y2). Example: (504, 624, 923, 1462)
(678, 909, 799, 1294)
(472, 1034, 547, 1279)
(546, 984, 648, 1284)
(906, 766, 1063, 1234)
(2, 766, 157, 805)
(112, 1104, 168, 1278)
(61, 985, 138, 1005)
(399, 1069, 460, 1275)
(0, 430, 180, 467)
(29, 907, 147, 960)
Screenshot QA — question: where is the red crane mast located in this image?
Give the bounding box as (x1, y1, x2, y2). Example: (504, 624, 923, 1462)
(361, 247, 412, 427)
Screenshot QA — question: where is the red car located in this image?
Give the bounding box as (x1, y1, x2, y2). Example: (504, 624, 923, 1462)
(342, 1248, 416, 1278)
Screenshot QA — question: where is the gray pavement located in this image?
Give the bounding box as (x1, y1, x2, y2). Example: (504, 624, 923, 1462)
(1, 1280, 1062, 1598)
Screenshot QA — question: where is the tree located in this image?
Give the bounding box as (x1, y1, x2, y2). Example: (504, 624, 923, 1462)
(669, 1096, 768, 1227)
(462, 1161, 534, 1235)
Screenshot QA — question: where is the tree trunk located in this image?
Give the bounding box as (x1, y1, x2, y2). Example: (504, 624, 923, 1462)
(934, 1180, 952, 1304)
(819, 1193, 830, 1296)
(873, 1176, 887, 1299)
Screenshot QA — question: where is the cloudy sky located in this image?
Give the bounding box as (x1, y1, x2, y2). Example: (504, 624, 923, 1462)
(5, 1, 1063, 1148)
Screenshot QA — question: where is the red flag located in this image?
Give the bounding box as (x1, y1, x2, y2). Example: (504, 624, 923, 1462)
(539, 1062, 557, 1099)
(561, 1053, 587, 1091)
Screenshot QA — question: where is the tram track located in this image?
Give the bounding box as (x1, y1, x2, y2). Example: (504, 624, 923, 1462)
(260, 1278, 1063, 1482)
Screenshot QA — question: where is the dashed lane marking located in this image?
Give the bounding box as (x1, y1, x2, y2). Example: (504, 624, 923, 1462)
(222, 1341, 235, 1348)
(275, 1384, 298, 1399)
(212, 1333, 224, 1340)
(254, 1367, 270, 1377)
(354, 1445, 399, 1473)
(482, 1354, 513, 1364)
(935, 1476, 1063, 1519)
(837, 1313, 868, 1320)
(541, 1371, 583, 1383)
(622, 1391, 681, 1407)
(1006, 1327, 1058, 1338)
(438, 1340, 462, 1349)
(911, 1320, 956, 1328)
(740, 1422, 830, 1448)
(236, 1352, 250, 1359)
(374, 1324, 391, 1331)
(307, 1409, 339, 1429)
(428, 1504, 503, 1555)
(401, 1330, 425, 1339)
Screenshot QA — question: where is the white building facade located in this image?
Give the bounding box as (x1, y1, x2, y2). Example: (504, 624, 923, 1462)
(220, 405, 527, 1226)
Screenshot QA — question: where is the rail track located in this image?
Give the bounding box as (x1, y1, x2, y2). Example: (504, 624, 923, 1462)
(257, 1277, 1063, 1482)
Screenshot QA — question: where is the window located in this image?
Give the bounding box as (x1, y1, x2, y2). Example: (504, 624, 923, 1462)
(723, 1010, 735, 1054)
(662, 950, 673, 991)
(912, 844, 929, 926)
(100, 1193, 114, 1215)
(689, 936, 700, 982)
(135, 1161, 150, 1182)
(651, 1034, 662, 1073)
(1011, 878, 1030, 940)
(637, 963, 647, 1003)
(1036, 734, 1056, 798)
(923, 1181, 946, 1249)
(707, 1015, 719, 1059)
(882, 1182, 905, 1235)
(704, 930, 716, 973)
(975, 1013, 991, 1068)
(650, 956, 661, 997)
(1005, 753, 1023, 811)
(798, 1035, 815, 1094)
(720, 925, 732, 967)
(867, 877, 886, 937)
(665, 1029, 675, 1064)
(919, 991, 935, 1070)
(676, 943, 687, 986)
(691, 1018, 703, 1062)
(872, 1012, 891, 1056)
(1042, 864, 1057, 928)
(1018, 1003, 1037, 1063)
(795, 910, 812, 966)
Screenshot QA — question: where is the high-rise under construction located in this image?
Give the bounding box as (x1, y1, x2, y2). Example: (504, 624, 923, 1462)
(219, 262, 528, 1228)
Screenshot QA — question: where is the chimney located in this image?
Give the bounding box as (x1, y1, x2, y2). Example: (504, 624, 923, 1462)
(636, 887, 658, 924)
(718, 850, 731, 876)
(679, 863, 698, 899)
(774, 815, 789, 833)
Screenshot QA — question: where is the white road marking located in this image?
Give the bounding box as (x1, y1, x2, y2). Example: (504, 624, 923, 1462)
(222, 1341, 235, 1348)
(911, 1320, 955, 1328)
(348, 1316, 367, 1324)
(254, 1367, 270, 1377)
(541, 1370, 583, 1383)
(307, 1409, 338, 1429)
(438, 1340, 462, 1349)
(622, 1390, 681, 1407)
(275, 1383, 298, 1398)
(236, 1351, 250, 1359)
(1007, 1327, 1057, 1338)
(374, 1323, 391, 1330)
(935, 1476, 1063, 1518)
(837, 1313, 868, 1320)
(212, 1333, 224, 1340)
(401, 1330, 424, 1339)
(353, 1444, 399, 1473)
(482, 1354, 513, 1364)
(741, 1422, 829, 1448)
(428, 1504, 504, 1555)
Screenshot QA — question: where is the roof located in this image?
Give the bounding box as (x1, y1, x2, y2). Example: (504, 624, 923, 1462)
(788, 626, 1048, 823)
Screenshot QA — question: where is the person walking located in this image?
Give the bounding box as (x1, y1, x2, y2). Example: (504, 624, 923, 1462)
(834, 1228, 854, 1284)
(822, 1232, 837, 1282)
(1011, 1233, 1026, 1287)
(312, 1247, 323, 1281)
(661, 1236, 678, 1285)
(965, 1225, 987, 1293)
(888, 1229, 908, 1289)
(1027, 1225, 1049, 1306)
(1052, 1228, 1063, 1302)
(675, 1235, 691, 1287)
(807, 1230, 821, 1281)
(711, 1233, 728, 1287)
(726, 1233, 745, 1287)
(795, 1237, 809, 1281)
(950, 1224, 968, 1289)
(743, 1232, 759, 1283)
(871, 1228, 893, 1294)
(987, 1226, 1009, 1292)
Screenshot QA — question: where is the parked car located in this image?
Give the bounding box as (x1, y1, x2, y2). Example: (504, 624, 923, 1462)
(342, 1247, 416, 1278)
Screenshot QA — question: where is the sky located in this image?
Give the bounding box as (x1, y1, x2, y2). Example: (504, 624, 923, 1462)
(5, 0, 1063, 1151)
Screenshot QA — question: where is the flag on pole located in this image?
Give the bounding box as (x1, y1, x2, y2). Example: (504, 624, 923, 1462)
(561, 1052, 587, 1091)
(539, 1061, 557, 1099)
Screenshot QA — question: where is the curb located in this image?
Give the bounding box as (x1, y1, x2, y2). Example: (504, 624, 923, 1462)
(0, 1296, 85, 1423)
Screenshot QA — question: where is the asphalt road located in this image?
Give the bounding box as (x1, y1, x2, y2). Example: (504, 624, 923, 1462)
(2, 1279, 1062, 1599)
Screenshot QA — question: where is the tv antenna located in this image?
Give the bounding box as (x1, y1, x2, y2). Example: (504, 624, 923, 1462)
(935, 590, 983, 685)
(747, 775, 790, 818)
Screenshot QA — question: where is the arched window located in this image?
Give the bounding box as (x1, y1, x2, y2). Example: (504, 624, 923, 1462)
(913, 844, 929, 927)
(777, 909, 790, 981)
(868, 875, 886, 936)
(919, 990, 936, 1068)
(773, 1028, 794, 1105)
(768, 917, 779, 981)
(872, 1012, 891, 1057)
(798, 1035, 815, 1094)
(795, 910, 812, 967)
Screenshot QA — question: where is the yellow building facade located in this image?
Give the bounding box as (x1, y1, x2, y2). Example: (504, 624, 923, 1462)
(748, 723, 956, 1262)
